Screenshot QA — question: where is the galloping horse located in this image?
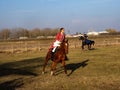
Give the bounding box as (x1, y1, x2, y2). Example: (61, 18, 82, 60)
(42, 39, 69, 75)
(79, 36, 95, 50)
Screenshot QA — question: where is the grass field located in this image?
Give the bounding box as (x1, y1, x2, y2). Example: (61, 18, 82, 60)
(0, 44, 120, 90)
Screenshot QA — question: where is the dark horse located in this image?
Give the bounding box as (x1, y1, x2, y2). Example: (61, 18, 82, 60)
(42, 39, 69, 76)
(79, 36, 95, 50)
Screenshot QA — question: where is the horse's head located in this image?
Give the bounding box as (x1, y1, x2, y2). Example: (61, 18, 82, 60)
(79, 36, 85, 40)
(60, 39, 69, 54)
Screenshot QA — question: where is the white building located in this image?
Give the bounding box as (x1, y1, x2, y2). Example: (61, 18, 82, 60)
(19, 37, 28, 39)
(98, 31, 109, 34)
(87, 30, 109, 36)
(87, 31, 99, 36)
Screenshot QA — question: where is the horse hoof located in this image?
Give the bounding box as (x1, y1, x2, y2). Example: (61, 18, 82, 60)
(50, 71, 54, 76)
(42, 71, 45, 74)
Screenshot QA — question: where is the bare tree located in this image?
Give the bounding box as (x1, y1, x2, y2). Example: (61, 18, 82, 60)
(0, 28, 11, 40)
(106, 28, 118, 33)
(31, 28, 41, 38)
(0, 27, 61, 39)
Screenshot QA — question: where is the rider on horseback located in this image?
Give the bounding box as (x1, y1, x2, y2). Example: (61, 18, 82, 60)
(83, 33, 91, 44)
(52, 28, 65, 52)
(84, 33, 88, 39)
(49, 28, 65, 52)
(49, 28, 68, 60)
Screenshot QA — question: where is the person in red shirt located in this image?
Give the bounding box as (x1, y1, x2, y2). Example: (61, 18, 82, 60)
(49, 28, 65, 52)
(49, 27, 68, 60)
(56, 28, 65, 42)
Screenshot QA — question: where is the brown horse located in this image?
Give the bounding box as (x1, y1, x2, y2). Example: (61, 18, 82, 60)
(42, 39, 69, 75)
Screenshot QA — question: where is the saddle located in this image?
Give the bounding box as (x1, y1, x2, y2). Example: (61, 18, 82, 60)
(50, 47, 59, 60)
(50, 47, 68, 61)
(85, 39, 91, 44)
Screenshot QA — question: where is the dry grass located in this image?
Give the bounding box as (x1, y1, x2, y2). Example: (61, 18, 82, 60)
(0, 35, 120, 90)
(0, 44, 120, 90)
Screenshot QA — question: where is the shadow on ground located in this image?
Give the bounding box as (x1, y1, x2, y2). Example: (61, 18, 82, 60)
(0, 57, 45, 90)
(0, 78, 23, 90)
(55, 59, 89, 76)
(66, 59, 89, 76)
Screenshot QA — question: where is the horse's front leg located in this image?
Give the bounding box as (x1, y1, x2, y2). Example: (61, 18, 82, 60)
(90, 44, 91, 49)
(42, 58, 48, 74)
(51, 61, 57, 76)
(42, 53, 50, 74)
(82, 45, 84, 50)
(82, 41, 85, 50)
(87, 44, 90, 50)
(61, 60, 67, 74)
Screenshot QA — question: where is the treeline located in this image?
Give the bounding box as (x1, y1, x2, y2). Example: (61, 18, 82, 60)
(100, 28, 120, 35)
(0, 28, 59, 40)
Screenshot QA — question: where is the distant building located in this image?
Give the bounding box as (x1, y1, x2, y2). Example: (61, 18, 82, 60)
(37, 36, 47, 39)
(87, 31, 99, 36)
(66, 34, 72, 37)
(87, 30, 109, 36)
(98, 31, 109, 34)
(72, 34, 83, 37)
(19, 37, 28, 39)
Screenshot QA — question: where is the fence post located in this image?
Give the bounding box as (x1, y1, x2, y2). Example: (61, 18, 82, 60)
(25, 42, 28, 51)
(116, 39, 118, 45)
(11, 43, 14, 53)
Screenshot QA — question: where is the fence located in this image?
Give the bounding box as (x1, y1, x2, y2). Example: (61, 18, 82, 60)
(0, 38, 120, 53)
(0, 41, 50, 53)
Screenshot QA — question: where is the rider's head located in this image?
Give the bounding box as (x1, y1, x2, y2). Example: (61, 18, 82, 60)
(60, 28, 64, 33)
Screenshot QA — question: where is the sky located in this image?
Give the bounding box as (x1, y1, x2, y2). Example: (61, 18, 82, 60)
(0, 0, 120, 34)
